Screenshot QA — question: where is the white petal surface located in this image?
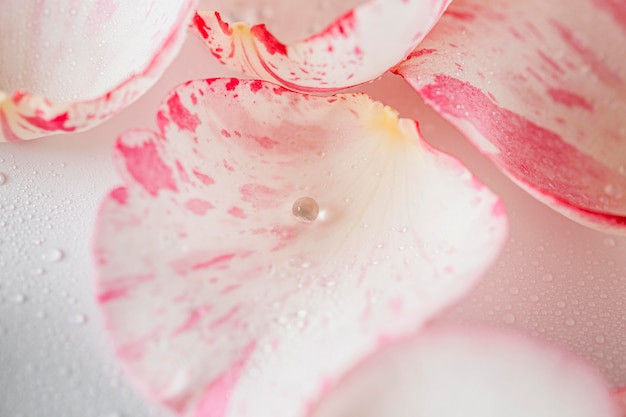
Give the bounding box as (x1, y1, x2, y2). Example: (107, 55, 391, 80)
(94, 78, 507, 417)
(0, 0, 195, 141)
(311, 325, 618, 417)
(394, 0, 626, 233)
(192, 0, 451, 92)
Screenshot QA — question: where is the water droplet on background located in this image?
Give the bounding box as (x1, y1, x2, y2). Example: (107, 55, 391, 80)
(0, 172, 6, 185)
(41, 248, 64, 263)
(292, 197, 319, 223)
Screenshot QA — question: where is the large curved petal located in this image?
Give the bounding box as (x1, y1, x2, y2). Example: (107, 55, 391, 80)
(394, 0, 626, 233)
(0, 0, 195, 142)
(93, 78, 507, 417)
(311, 325, 618, 417)
(192, 0, 451, 92)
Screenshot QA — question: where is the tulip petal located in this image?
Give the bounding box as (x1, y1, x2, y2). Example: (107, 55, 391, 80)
(94, 78, 507, 416)
(311, 325, 618, 417)
(192, 0, 451, 92)
(0, 0, 195, 142)
(394, 0, 626, 233)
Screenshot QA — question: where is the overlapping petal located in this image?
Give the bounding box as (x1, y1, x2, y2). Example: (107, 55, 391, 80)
(0, 0, 195, 142)
(192, 0, 451, 92)
(311, 325, 618, 417)
(394, 0, 626, 233)
(93, 78, 507, 416)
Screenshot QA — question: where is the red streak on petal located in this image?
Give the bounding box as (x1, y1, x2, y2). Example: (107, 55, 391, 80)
(215, 12, 231, 35)
(446, 10, 476, 21)
(209, 306, 241, 330)
(593, 0, 626, 31)
(407, 48, 438, 59)
(23, 112, 76, 132)
(167, 93, 201, 133)
(419, 75, 608, 210)
(250, 24, 287, 55)
(97, 288, 128, 303)
(249, 80, 263, 93)
(551, 20, 622, 85)
(172, 306, 212, 336)
(252, 135, 279, 149)
(193, 12, 210, 38)
(192, 169, 215, 185)
(195, 342, 256, 417)
(116, 140, 177, 196)
(547, 88, 593, 111)
(109, 187, 128, 205)
(225, 78, 240, 91)
(193, 253, 236, 271)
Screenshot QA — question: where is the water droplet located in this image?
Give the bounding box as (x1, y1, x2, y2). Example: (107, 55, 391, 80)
(542, 273, 554, 282)
(0, 172, 6, 185)
(595, 335, 605, 344)
(69, 314, 87, 324)
(603, 238, 616, 247)
(565, 318, 576, 326)
(502, 313, 516, 324)
(11, 294, 26, 304)
(292, 197, 319, 223)
(42, 248, 64, 263)
(30, 267, 45, 276)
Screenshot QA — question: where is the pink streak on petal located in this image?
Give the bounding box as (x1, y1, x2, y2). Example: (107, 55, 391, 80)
(195, 343, 256, 417)
(23, 112, 76, 132)
(116, 140, 178, 196)
(185, 198, 215, 215)
(547, 88, 593, 111)
(98, 288, 129, 303)
(167, 93, 201, 133)
(110, 187, 128, 205)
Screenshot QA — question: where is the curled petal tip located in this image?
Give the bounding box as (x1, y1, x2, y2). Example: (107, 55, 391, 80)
(0, 0, 196, 142)
(395, 0, 626, 234)
(192, 0, 452, 92)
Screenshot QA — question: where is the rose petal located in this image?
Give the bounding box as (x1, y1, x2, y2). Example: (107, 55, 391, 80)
(615, 387, 626, 416)
(93, 78, 507, 417)
(394, 0, 626, 233)
(311, 325, 618, 417)
(0, 0, 195, 142)
(192, 0, 451, 92)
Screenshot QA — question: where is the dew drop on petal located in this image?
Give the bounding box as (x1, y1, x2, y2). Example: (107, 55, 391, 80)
(42, 248, 64, 263)
(292, 197, 319, 223)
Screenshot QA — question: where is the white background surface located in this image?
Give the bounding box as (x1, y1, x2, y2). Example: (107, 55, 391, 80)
(1, 32, 625, 417)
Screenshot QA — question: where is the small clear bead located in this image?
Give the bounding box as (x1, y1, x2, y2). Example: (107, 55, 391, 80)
(292, 197, 319, 223)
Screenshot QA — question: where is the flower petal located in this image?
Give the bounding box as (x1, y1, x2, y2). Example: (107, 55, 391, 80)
(394, 0, 626, 233)
(94, 78, 507, 416)
(0, 0, 195, 142)
(192, 0, 451, 92)
(311, 325, 618, 417)
(615, 387, 626, 416)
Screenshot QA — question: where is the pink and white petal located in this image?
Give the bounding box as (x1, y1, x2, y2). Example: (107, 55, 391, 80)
(310, 325, 618, 417)
(0, 0, 195, 142)
(94, 78, 507, 417)
(394, 0, 626, 233)
(192, 0, 451, 93)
